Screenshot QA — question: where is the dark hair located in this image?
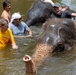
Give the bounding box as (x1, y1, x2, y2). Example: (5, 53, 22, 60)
(3, 0, 11, 9)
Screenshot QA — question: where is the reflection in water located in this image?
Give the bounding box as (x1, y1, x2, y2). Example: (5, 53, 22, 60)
(0, 0, 76, 75)
(61, 0, 76, 11)
(61, 0, 71, 5)
(0, 48, 16, 75)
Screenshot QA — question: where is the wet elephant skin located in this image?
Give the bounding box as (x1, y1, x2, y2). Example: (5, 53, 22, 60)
(25, 0, 53, 27)
(23, 18, 76, 74)
(40, 18, 76, 51)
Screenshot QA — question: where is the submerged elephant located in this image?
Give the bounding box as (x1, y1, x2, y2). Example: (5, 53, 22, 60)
(25, 0, 54, 27)
(23, 18, 76, 74)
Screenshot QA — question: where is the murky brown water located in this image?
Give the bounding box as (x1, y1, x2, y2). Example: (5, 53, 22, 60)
(0, 0, 76, 75)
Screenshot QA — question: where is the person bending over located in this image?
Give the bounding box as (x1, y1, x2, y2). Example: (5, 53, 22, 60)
(0, 18, 18, 49)
(9, 13, 32, 38)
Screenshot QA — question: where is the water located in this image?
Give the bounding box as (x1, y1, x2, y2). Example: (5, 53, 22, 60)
(61, 0, 76, 11)
(0, 0, 76, 75)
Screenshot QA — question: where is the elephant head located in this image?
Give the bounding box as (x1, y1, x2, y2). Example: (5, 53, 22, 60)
(25, 0, 54, 27)
(23, 18, 76, 74)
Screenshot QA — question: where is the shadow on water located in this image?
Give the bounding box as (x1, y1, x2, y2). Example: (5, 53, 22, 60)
(0, 0, 76, 75)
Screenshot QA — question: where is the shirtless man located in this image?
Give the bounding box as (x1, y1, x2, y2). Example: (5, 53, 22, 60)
(1, 0, 11, 23)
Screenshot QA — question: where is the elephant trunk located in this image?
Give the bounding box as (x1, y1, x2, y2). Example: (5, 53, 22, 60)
(23, 43, 54, 74)
(23, 55, 36, 74)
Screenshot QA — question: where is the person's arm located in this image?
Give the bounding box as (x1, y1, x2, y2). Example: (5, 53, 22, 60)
(14, 28, 32, 38)
(1, 11, 10, 23)
(71, 13, 76, 17)
(24, 22, 32, 37)
(14, 35, 31, 38)
(26, 28, 32, 37)
(8, 28, 18, 49)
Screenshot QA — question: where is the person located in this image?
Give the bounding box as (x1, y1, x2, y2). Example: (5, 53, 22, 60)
(50, 3, 76, 18)
(61, 5, 69, 12)
(9, 12, 32, 38)
(1, 0, 11, 23)
(0, 18, 18, 49)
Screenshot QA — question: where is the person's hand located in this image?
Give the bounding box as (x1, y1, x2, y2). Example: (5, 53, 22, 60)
(12, 42, 18, 49)
(12, 44, 18, 49)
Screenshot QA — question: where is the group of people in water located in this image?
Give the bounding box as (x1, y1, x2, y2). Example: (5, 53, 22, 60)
(0, 0, 76, 50)
(0, 0, 32, 49)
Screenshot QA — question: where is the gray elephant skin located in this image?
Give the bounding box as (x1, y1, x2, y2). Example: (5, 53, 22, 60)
(23, 18, 76, 74)
(25, 0, 53, 27)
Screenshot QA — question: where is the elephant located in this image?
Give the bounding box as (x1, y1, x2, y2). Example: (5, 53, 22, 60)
(23, 18, 76, 74)
(25, 0, 54, 27)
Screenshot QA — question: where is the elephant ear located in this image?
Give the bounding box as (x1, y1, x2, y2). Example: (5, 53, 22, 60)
(59, 20, 75, 40)
(62, 19, 75, 29)
(59, 28, 71, 39)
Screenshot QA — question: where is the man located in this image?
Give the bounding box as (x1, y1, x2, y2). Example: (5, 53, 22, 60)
(1, 0, 11, 23)
(9, 13, 32, 38)
(50, 3, 76, 18)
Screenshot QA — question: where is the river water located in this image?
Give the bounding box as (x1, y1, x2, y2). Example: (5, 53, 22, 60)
(0, 0, 76, 75)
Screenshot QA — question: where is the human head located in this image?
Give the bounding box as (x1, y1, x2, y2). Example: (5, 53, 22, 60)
(3, 0, 11, 10)
(53, 3, 61, 8)
(0, 18, 8, 32)
(53, 3, 61, 15)
(11, 12, 22, 25)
